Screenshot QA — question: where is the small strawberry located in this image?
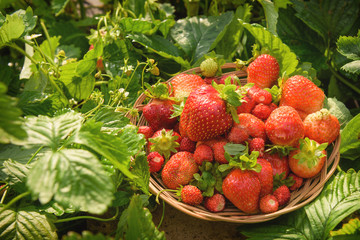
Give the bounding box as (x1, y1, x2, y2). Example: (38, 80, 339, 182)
(288, 173, 303, 191)
(259, 194, 279, 213)
(303, 109, 340, 144)
(147, 129, 181, 159)
(247, 54, 280, 89)
(179, 84, 235, 141)
(256, 158, 274, 197)
(251, 103, 272, 120)
(161, 151, 199, 189)
(252, 89, 272, 105)
(138, 126, 154, 140)
(180, 185, 203, 205)
(194, 144, 214, 165)
(170, 73, 205, 101)
(249, 138, 265, 157)
(212, 139, 229, 164)
(227, 113, 266, 144)
(179, 137, 196, 153)
(236, 95, 256, 114)
(264, 152, 290, 179)
(265, 106, 304, 147)
(204, 193, 226, 212)
(200, 58, 218, 77)
(143, 83, 178, 131)
(288, 138, 328, 178)
(280, 75, 325, 120)
(147, 152, 165, 173)
(273, 185, 291, 206)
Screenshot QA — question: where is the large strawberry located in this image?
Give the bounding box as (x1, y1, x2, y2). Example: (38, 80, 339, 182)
(179, 84, 237, 141)
(247, 54, 280, 89)
(288, 138, 328, 178)
(280, 75, 325, 120)
(265, 106, 304, 147)
(161, 151, 198, 189)
(303, 109, 340, 144)
(170, 73, 205, 101)
(142, 83, 178, 131)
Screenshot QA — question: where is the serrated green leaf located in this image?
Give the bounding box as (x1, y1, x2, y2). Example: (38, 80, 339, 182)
(91, 107, 130, 131)
(2, 159, 30, 193)
(27, 149, 114, 214)
(240, 21, 298, 76)
(15, 7, 37, 34)
(40, 201, 75, 216)
(117, 125, 146, 156)
(331, 218, 360, 236)
(341, 60, 360, 75)
(292, 0, 359, 43)
(258, 0, 278, 36)
(33, 36, 60, 64)
(170, 11, 234, 64)
(241, 169, 360, 240)
(340, 113, 360, 160)
(71, 121, 137, 180)
(0, 14, 25, 46)
(130, 154, 150, 195)
(23, 111, 83, 150)
(52, 0, 71, 16)
(128, 33, 190, 69)
(0, 83, 27, 144)
(119, 18, 159, 35)
(0, 206, 57, 240)
(324, 97, 352, 128)
(117, 194, 165, 240)
(337, 35, 360, 61)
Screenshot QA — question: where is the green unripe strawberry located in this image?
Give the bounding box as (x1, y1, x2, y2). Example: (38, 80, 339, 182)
(200, 58, 218, 77)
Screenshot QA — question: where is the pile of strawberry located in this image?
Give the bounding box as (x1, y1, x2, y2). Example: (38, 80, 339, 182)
(138, 54, 340, 214)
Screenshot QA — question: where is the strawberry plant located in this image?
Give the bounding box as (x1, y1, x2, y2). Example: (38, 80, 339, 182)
(0, 0, 360, 239)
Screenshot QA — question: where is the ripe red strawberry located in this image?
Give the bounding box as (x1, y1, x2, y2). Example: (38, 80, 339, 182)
(252, 89, 272, 105)
(288, 173, 303, 191)
(247, 54, 280, 89)
(147, 152, 165, 173)
(203, 77, 219, 85)
(200, 58, 218, 77)
(260, 194, 279, 213)
(180, 185, 203, 205)
(249, 138, 265, 157)
(212, 140, 229, 164)
(280, 75, 325, 120)
(143, 99, 177, 131)
(236, 95, 256, 114)
(227, 113, 266, 144)
(273, 185, 291, 206)
(204, 193, 226, 212)
(222, 169, 261, 214)
(196, 136, 226, 148)
(194, 144, 214, 165)
(138, 126, 154, 140)
(265, 106, 304, 147)
(161, 151, 199, 189)
(179, 137, 196, 153)
(288, 138, 327, 178)
(264, 152, 290, 179)
(256, 158, 274, 197)
(179, 85, 233, 141)
(303, 109, 340, 144)
(147, 129, 181, 159)
(170, 73, 205, 101)
(251, 103, 272, 120)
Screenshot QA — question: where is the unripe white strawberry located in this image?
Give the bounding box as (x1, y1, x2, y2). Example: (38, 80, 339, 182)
(200, 58, 218, 77)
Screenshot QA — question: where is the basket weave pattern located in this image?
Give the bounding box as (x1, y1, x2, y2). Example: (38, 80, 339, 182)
(129, 63, 341, 223)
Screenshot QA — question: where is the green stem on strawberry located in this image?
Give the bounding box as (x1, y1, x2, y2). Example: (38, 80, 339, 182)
(292, 138, 328, 168)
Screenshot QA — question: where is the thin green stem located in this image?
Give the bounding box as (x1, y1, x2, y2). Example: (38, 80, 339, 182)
(20, 38, 56, 67)
(55, 207, 119, 223)
(27, 146, 44, 164)
(95, 81, 109, 86)
(0, 184, 9, 204)
(78, 0, 86, 19)
(157, 200, 166, 229)
(0, 191, 31, 214)
(40, 20, 54, 60)
(328, 64, 360, 95)
(6, 43, 37, 65)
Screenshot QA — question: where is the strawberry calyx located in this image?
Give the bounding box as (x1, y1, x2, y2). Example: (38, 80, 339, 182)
(273, 172, 296, 191)
(211, 80, 245, 123)
(144, 82, 176, 101)
(265, 144, 296, 157)
(191, 162, 225, 197)
(170, 99, 185, 119)
(292, 137, 328, 168)
(149, 129, 180, 160)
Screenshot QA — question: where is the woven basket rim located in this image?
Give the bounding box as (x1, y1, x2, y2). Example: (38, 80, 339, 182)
(129, 63, 341, 223)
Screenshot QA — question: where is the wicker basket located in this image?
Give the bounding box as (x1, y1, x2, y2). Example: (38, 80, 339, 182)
(128, 63, 341, 223)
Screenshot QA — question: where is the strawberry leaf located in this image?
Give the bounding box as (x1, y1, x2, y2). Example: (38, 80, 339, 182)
(144, 82, 170, 100)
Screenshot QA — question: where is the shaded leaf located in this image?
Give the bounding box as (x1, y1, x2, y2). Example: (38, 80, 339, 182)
(339, 113, 360, 160)
(331, 218, 360, 236)
(130, 154, 150, 195)
(52, 0, 71, 16)
(63, 231, 112, 240)
(341, 60, 360, 75)
(0, 14, 25, 46)
(27, 149, 114, 214)
(337, 35, 360, 60)
(324, 97, 353, 128)
(0, 206, 57, 240)
(2, 159, 30, 193)
(259, 0, 278, 35)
